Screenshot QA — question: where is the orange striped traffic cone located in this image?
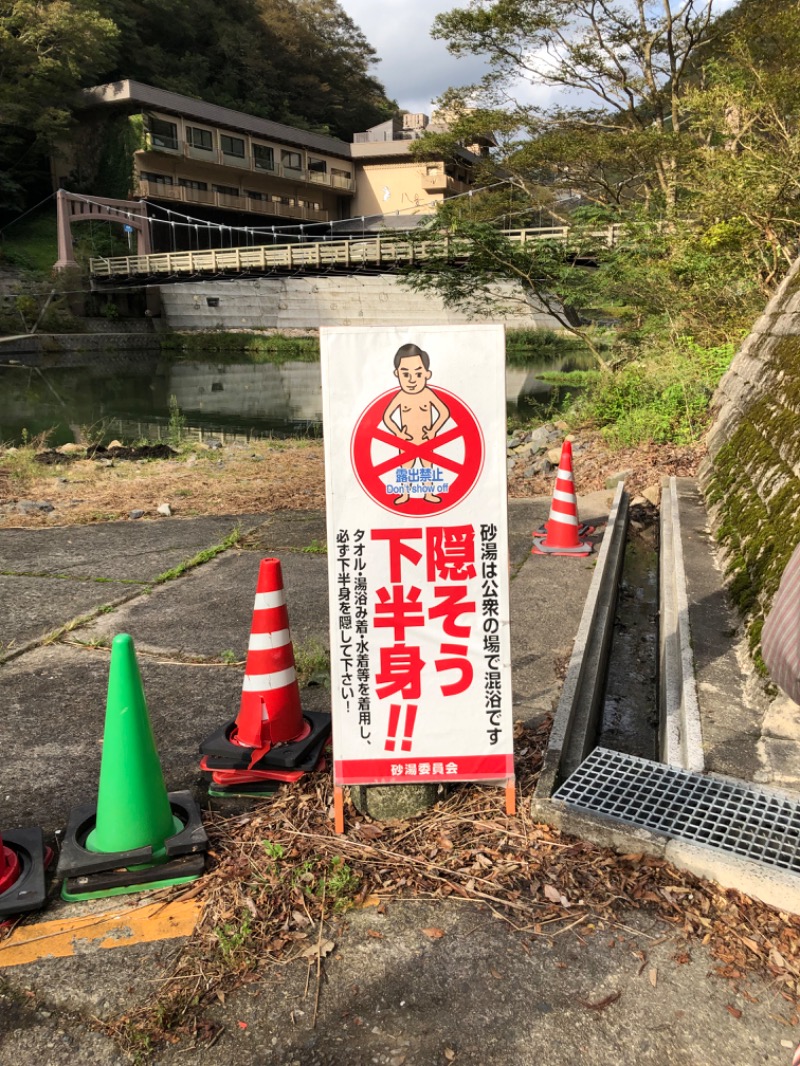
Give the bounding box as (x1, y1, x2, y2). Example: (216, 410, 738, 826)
(232, 558, 308, 751)
(199, 557, 331, 798)
(531, 440, 593, 557)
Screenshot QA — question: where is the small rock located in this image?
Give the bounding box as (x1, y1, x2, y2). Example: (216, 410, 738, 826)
(547, 446, 563, 465)
(31, 500, 54, 512)
(57, 443, 84, 455)
(130, 509, 145, 519)
(605, 469, 633, 489)
(205, 438, 223, 450)
(157, 503, 173, 517)
(554, 420, 569, 431)
(642, 483, 660, 506)
(107, 439, 123, 449)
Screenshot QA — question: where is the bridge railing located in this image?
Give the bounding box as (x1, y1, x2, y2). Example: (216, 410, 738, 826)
(89, 223, 624, 278)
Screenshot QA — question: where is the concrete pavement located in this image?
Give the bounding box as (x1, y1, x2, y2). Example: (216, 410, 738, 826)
(1, 496, 799, 1065)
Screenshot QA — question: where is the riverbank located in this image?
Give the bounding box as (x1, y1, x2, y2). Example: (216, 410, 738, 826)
(0, 428, 703, 529)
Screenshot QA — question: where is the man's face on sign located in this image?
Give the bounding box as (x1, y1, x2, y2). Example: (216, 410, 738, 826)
(395, 355, 431, 394)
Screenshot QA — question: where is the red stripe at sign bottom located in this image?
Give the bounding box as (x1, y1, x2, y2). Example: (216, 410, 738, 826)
(334, 754, 515, 785)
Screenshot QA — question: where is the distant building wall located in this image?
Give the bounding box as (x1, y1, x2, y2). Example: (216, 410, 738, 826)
(700, 257, 800, 646)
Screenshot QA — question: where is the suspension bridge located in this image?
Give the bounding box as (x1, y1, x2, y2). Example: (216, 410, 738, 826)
(88, 224, 624, 280)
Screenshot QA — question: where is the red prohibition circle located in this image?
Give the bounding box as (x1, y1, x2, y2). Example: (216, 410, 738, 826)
(351, 387, 485, 517)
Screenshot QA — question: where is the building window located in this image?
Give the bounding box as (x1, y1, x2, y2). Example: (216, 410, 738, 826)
(214, 184, 240, 197)
(179, 178, 208, 190)
(247, 190, 266, 201)
(253, 144, 274, 171)
(308, 157, 327, 174)
(147, 116, 178, 150)
(221, 134, 245, 158)
(281, 150, 302, 171)
(141, 171, 174, 185)
(187, 127, 213, 151)
(331, 167, 351, 180)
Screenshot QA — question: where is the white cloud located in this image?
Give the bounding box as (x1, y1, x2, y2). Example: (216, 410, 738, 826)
(339, 0, 490, 115)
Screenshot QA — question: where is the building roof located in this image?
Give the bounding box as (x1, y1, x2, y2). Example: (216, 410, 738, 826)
(81, 80, 353, 159)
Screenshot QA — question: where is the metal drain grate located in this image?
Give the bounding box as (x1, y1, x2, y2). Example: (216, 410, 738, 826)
(554, 747, 800, 873)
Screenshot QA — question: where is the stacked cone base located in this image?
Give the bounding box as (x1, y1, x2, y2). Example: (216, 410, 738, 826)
(204, 756, 327, 798)
(0, 829, 48, 919)
(200, 711, 331, 773)
(58, 790, 207, 902)
(531, 535, 593, 557)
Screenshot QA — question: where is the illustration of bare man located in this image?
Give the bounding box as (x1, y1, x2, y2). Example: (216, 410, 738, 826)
(382, 343, 450, 505)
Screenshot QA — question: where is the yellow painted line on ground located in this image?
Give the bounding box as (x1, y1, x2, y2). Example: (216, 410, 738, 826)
(0, 899, 201, 969)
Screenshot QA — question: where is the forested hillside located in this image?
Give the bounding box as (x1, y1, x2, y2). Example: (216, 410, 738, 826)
(0, 0, 396, 215)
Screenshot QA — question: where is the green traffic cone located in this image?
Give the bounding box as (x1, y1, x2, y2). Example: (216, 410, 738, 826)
(85, 633, 182, 859)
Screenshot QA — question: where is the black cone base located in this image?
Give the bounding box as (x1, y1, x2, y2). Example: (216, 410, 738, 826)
(0, 828, 47, 918)
(200, 712, 331, 771)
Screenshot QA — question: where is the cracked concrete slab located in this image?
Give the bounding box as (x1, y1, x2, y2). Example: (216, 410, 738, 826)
(0, 574, 134, 653)
(0, 515, 261, 582)
(82, 550, 331, 659)
(0, 643, 329, 831)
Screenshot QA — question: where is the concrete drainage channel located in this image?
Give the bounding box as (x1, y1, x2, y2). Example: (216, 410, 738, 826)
(531, 477, 800, 914)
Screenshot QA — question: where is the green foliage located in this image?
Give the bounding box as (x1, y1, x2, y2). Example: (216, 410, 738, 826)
(160, 332, 320, 363)
(0, 210, 58, 274)
(213, 912, 252, 960)
(167, 395, 185, 446)
(0, 0, 119, 212)
(293, 640, 330, 688)
(583, 338, 734, 445)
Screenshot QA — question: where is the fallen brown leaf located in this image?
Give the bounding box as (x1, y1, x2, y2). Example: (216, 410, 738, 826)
(581, 991, 621, 1011)
(422, 927, 445, 940)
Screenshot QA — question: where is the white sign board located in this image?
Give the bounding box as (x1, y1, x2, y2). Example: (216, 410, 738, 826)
(321, 325, 514, 787)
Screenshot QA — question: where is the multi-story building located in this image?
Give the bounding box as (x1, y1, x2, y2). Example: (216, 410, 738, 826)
(51, 80, 489, 250)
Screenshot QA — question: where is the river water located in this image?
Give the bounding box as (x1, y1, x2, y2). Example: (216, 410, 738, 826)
(0, 351, 588, 446)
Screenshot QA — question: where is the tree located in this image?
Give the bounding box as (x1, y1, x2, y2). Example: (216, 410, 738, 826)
(430, 0, 717, 213)
(93, 0, 395, 139)
(405, 0, 800, 352)
(0, 0, 119, 212)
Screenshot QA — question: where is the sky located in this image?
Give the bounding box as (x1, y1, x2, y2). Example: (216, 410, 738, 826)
(338, 0, 491, 116)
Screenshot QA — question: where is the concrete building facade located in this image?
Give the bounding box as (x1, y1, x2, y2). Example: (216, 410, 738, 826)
(52, 81, 488, 248)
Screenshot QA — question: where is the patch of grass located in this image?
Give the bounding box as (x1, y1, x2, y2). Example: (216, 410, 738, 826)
(580, 337, 734, 446)
(505, 328, 598, 367)
(153, 529, 242, 584)
(161, 332, 320, 363)
(213, 912, 253, 961)
(0, 210, 58, 275)
(293, 639, 330, 687)
(299, 538, 327, 554)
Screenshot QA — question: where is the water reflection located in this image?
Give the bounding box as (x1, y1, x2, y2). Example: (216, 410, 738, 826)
(0, 350, 591, 446)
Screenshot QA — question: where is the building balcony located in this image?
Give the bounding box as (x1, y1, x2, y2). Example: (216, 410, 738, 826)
(142, 141, 355, 193)
(421, 171, 470, 195)
(137, 180, 331, 222)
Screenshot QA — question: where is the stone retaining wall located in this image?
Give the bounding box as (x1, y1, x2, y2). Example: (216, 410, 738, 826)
(158, 274, 565, 331)
(700, 258, 800, 652)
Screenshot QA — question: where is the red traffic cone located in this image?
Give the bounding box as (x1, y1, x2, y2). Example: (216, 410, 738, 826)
(531, 440, 593, 557)
(0, 833, 21, 896)
(232, 558, 307, 750)
(0, 828, 49, 918)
